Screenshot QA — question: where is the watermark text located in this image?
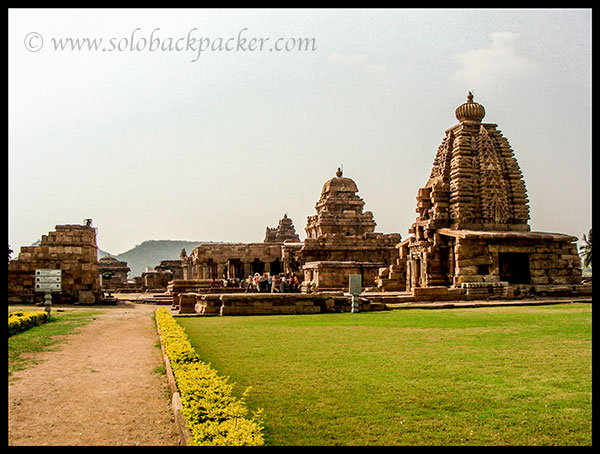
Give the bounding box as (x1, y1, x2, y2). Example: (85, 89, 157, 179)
(24, 28, 318, 62)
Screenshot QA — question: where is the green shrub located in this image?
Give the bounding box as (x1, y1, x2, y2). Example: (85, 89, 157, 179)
(8, 311, 48, 337)
(155, 308, 264, 446)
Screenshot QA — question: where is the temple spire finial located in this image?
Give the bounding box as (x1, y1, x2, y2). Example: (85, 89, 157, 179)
(336, 167, 343, 178)
(456, 91, 485, 123)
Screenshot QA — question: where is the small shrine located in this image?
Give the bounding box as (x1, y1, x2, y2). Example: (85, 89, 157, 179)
(301, 168, 401, 290)
(264, 214, 301, 243)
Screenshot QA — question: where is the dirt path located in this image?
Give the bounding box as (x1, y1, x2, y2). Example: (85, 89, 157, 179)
(8, 303, 182, 446)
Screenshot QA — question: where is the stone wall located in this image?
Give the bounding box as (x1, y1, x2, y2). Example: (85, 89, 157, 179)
(377, 229, 584, 297)
(448, 231, 582, 287)
(8, 223, 101, 304)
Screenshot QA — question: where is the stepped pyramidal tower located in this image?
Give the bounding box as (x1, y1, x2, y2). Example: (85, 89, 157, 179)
(305, 167, 377, 238)
(264, 214, 301, 243)
(301, 168, 400, 290)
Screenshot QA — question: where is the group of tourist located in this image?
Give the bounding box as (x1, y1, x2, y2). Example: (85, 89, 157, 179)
(210, 278, 242, 289)
(247, 272, 300, 293)
(209, 273, 301, 293)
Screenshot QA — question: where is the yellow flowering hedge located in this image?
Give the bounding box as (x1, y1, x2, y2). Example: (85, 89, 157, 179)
(8, 311, 49, 337)
(155, 308, 264, 446)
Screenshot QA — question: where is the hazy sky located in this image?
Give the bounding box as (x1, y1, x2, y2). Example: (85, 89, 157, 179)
(9, 8, 592, 255)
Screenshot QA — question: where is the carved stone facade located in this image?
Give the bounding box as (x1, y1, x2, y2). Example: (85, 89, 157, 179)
(378, 93, 582, 294)
(418, 92, 530, 232)
(8, 222, 101, 304)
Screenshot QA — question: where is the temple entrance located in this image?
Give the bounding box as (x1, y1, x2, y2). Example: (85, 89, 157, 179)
(269, 258, 282, 275)
(250, 258, 265, 275)
(498, 252, 530, 284)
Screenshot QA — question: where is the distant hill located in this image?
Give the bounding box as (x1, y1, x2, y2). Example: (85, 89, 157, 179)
(113, 240, 209, 278)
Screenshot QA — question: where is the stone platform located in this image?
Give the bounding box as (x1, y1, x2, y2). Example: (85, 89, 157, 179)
(173, 292, 386, 316)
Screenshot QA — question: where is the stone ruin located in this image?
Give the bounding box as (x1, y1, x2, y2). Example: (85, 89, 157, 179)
(164, 170, 402, 314)
(98, 255, 130, 290)
(8, 221, 102, 304)
(180, 234, 300, 283)
(377, 93, 587, 299)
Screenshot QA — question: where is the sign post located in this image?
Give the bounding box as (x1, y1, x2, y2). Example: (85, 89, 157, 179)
(35, 269, 62, 316)
(348, 274, 362, 313)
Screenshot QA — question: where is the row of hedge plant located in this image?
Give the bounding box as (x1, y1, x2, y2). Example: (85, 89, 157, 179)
(8, 311, 49, 337)
(155, 308, 264, 446)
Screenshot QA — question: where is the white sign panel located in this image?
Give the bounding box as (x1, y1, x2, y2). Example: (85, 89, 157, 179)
(36, 276, 61, 283)
(35, 282, 61, 292)
(36, 269, 61, 277)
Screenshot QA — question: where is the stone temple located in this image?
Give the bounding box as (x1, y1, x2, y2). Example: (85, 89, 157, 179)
(378, 93, 583, 298)
(301, 168, 400, 290)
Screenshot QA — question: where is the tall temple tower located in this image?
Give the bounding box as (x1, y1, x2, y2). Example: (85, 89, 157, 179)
(381, 93, 582, 294)
(415, 92, 530, 232)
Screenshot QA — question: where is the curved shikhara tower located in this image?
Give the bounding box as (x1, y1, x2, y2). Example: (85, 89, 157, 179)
(380, 92, 582, 292)
(416, 92, 530, 232)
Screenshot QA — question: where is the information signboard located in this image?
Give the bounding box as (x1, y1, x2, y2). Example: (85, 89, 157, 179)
(35, 269, 62, 292)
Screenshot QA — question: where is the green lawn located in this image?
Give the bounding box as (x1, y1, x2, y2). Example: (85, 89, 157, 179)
(176, 303, 592, 446)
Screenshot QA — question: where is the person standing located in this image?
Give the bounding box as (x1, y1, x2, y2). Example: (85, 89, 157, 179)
(280, 274, 287, 293)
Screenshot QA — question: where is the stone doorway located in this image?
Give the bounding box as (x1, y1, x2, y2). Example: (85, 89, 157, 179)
(269, 258, 282, 275)
(498, 252, 531, 284)
(251, 258, 265, 275)
(207, 260, 219, 279)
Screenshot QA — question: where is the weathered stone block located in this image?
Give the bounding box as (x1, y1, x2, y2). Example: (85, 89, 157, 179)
(178, 293, 198, 314)
(455, 265, 479, 275)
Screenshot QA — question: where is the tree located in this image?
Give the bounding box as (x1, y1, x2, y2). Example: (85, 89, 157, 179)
(580, 229, 592, 268)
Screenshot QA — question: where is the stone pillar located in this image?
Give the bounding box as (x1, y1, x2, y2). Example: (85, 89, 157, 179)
(243, 262, 251, 279)
(202, 263, 210, 280)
